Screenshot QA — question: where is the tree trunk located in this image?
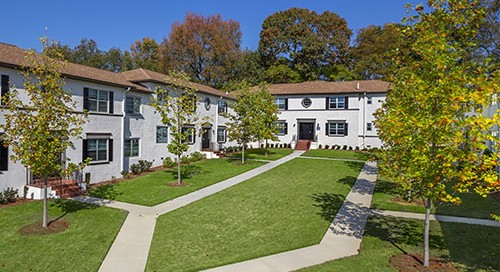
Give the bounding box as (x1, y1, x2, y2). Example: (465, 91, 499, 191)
(177, 154, 181, 184)
(241, 143, 245, 164)
(265, 139, 268, 156)
(423, 198, 431, 267)
(42, 177, 48, 228)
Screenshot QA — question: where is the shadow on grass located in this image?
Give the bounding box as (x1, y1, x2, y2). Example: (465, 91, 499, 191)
(88, 184, 122, 200)
(344, 160, 367, 172)
(312, 192, 345, 222)
(49, 199, 98, 224)
(167, 164, 203, 180)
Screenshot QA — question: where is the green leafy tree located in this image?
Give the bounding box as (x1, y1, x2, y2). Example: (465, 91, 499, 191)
(251, 83, 280, 156)
(477, 0, 499, 62)
(1, 38, 88, 228)
(129, 37, 161, 72)
(103, 47, 125, 72)
(375, 0, 500, 266)
(258, 8, 352, 82)
(150, 71, 203, 184)
(265, 64, 301, 84)
(227, 85, 256, 164)
(72, 38, 105, 68)
(160, 13, 242, 88)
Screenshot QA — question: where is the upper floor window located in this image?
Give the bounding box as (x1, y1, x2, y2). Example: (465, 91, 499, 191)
(276, 98, 288, 110)
(156, 126, 168, 143)
(277, 121, 288, 135)
(84, 88, 113, 113)
(1, 75, 10, 106)
(326, 122, 348, 136)
(367, 96, 372, 104)
(217, 127, 226, 143)
(218, 100, 228, 114)
(367, 122, 373, 131)
(125, 96, 141, 114)
(124, 138, 140, 157)
(327, 96, 347, 110)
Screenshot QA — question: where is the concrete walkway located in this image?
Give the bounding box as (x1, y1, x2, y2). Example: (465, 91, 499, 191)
(373, 209, 500, 227)
(203, 161, 378, 272)
(73, 150, 305, 272)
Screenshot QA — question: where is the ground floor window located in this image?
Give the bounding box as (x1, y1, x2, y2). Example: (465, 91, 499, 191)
(327, 122, 348, 136)
(156, 126, 168, 143)
(125, 138, 140, 157)
(182, 126, 195, 144)
(278, 121, 288, 135)
(85, 138, 111, 163)
(367, 122, 373, 131)
(217, 127, 226, 143)
(0, 136, 8, 171)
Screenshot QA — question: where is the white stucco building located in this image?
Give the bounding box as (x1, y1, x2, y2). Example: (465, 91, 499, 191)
(0, 43, 235, 194)
(267, 80, 389, 149)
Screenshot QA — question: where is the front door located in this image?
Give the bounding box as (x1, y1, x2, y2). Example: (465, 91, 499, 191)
(202, 128, 211, 149)
(299, 123, 314, 140)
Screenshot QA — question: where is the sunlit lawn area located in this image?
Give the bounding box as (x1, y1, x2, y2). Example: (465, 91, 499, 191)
(297, 216, 500, 271)
(371, 176, 500, 219)
(229, 147, 293, 161)
(302, 149, 370, 161)
(146, 158, 364, 271)
(89, 159, 265, 206)
(0, 200, 126, 272)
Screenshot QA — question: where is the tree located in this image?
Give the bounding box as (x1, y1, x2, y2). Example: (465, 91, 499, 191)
(351, 24, 403, 79)
(375, 0, 500, 267)
(227, 85, 256, 164)
(229, 50, 267, 87)
(42, 41, 73, 61)
(160, 13, 242, 88)
(150, 71, 203, 184)
(251, 83, 280, 155)
(477, 0, 500, 62)
(103, 47, 125, 72)
(258, 8, 352, 82)
(72, 38, 105, 68)
(129, 37, 161, 72)
(1, 38, 88, 228)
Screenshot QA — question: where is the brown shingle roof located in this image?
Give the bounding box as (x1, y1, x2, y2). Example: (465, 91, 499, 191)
(0, 43, 149, 93)
(121, 68, 236, 100)
(268, 80, 389, 95)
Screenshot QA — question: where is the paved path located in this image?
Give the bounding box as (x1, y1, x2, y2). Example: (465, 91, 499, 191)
(373, 209, 500, 227)
(203, 161, 378, 272)
(73, 151, 305, 272)
(298, 156, 366, 163)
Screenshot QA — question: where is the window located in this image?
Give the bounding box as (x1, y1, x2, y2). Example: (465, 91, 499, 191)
(276, 98, 287, 110)
(326, 122, 348, 136)
(0, 134, 8, 171)
(84, 88, 113, 113)
(218, 100, 227, 114)
(182, 126, 195, 144)
(367, 96, 372, 104)
(124, 139, 140, 157)
(327, 96, 347, 109)
(217, 127, 226, 143)
(156, 126, 168, 143)
(204, 97, 211, 110)
(301, 97, 312, 108)
(367, 122, 373, 131)
(1, 75, 9, 105)
(125, 96, 141, 114)
(277, 121, 288, 135)
(84, 138, 111, 163)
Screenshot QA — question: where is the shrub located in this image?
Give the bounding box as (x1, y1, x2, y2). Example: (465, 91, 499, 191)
(138, 160, 153, 172)
(163, 157, 176, 168)
(349, 146, 353, 150)
(318, 144, 322, 149)
(343, 145, 348, 150)
(324, 145, 329, 149)
(23, 185, 29, 198)
(180, 155, 191, 165)
(130, 163, 142, 175)
(355, 146, 360, 151)
(189, 151, 206, 162)
(331, 145, 335, 149)
(120, 170, 130, 179)
(260, 144, 264, 148)
(0, 187, 18, 204)
(287, 143, 291, 148)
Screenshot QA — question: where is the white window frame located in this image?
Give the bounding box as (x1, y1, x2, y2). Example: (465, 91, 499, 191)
(124, 138, 140, 157)
(217, 127, 226, 143)
(182, 126, 195, 145)
(277, 120, 287, 135)
(329, 96, 345, 109)
(328, 122, 346, 136)
(367, 122, 373, 131)
(275, 98, 287, 110)
(218, 100, 228, 114)
(87, 138, 109, 162)
(125, 96, 141, 114)
(156, 126, 168, 143)
(88, 89, 109, 113)
(367, 96, 372, 104)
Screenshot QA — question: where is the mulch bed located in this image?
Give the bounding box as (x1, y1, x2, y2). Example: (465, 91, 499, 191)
(392, 197, 425, 206)
(19, 220, 68, 236)
(390, 253, 458, 272)
(0, 198, 33, 209)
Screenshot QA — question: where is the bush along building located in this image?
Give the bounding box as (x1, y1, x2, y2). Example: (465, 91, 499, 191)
(267, 80, 389, 150)
(0, 42, 235, 198)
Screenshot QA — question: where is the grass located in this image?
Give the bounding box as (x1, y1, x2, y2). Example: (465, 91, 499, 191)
(371, 176, 500, 219)
(146, 158, 364, 271)
(302, 149, 370, 161)
(89, 159, 265, 206)
(229, 148, 293, 161)
(0, 200, 126, 272)
(297, 216, 500, 272)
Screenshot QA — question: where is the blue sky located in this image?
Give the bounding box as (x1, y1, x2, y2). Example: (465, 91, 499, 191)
(2, 0, 422, 52)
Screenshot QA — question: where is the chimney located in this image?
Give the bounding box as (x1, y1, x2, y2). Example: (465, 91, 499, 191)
(356, 82, 360, 90)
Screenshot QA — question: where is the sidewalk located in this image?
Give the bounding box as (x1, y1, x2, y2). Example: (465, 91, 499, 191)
(74, 150, 305, 272)
(373, 209, 500, 227)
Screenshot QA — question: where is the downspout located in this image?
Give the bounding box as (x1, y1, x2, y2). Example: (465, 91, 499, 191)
(121, 87, 131, 172)
(362, 90, 366, 149)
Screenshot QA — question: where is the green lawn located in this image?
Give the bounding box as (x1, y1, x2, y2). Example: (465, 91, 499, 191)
(0, 200, 126, 272)
(371, 176, 500, 219)
(229, 148, 293, 161)
(302, 149, 370, 161)
(297, 216, 500, 271)
(146, 158, 364, 271)
(89, 159, 265, 206)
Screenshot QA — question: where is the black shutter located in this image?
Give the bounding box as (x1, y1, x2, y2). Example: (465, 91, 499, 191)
(108, 139, 113, 162)
(344, 123, 348, 136)
(325, 123, 329, 135)
(192, 128, 196, 144)
(83, 88, 89, 110)
(344, 96, 349, 109)
(82, 139, 88, 162)
(0, 139, 8, 171)
(1, 75, 10, 105)
(284, 98, 288, 110)
(109, 92, 114, 114)
(326, 97, 330, 109)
